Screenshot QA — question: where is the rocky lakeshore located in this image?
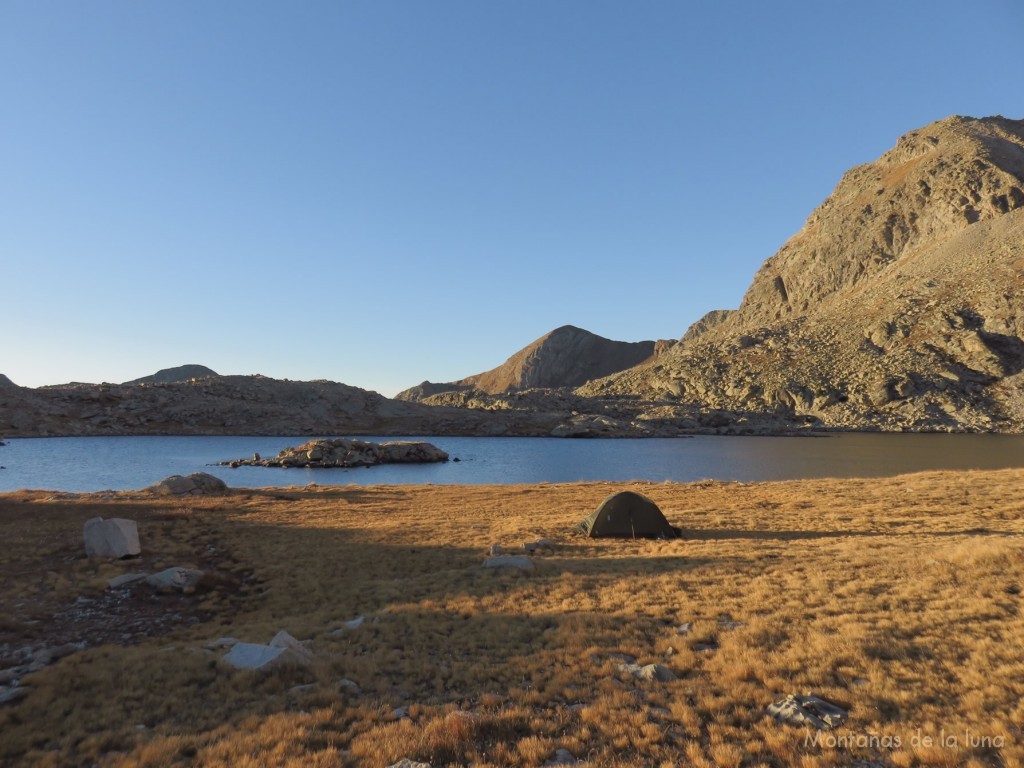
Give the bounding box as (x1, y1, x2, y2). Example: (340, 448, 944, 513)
(219, 438, 449, 469)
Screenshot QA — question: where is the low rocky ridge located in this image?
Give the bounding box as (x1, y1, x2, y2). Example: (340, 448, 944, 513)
(220, 438, 449, 468)
(397, 325, 674, 400)
(123, 364, 220, 385)
(0, 372, 800, 438)
(0, 374, 565, 437)
(580, 115, 1024, 432)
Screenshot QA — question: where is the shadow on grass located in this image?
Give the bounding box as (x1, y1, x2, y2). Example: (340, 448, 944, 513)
(682, 527, 1019, 541)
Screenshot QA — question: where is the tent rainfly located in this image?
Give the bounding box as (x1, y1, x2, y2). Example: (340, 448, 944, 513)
(576, 491, 682, 539)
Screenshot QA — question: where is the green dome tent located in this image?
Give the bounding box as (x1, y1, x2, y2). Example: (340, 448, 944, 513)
(576, 491, 682, 539)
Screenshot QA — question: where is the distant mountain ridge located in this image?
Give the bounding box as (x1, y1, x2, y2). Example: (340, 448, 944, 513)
(124, 364, 220, 385)
(397, 325, 674, 401)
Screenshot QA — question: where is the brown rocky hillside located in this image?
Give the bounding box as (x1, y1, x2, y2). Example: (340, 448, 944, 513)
(397, 325, 673, 400)
(0, 375, 570, 437)
(581, 115, 1024, 432)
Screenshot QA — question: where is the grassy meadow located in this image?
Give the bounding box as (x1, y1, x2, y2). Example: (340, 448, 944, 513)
(2, 470, 1024, 767)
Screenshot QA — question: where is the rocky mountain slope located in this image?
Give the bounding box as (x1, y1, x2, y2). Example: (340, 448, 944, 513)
(0, 375, 560, 437)
(581, 115, 1024, 432)
(123, 364, 220, 385)
(397, 325, 673, 400)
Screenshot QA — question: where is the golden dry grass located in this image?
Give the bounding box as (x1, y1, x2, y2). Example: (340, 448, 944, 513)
(2, 469, 1024, 767)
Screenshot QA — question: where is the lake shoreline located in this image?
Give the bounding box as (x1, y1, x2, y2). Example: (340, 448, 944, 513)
(4, 433, 1024, 492)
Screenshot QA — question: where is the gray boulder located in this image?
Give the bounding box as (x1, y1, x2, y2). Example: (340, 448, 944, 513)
(269, 630, 314, 664)
(379, 441, 449, 463)
(386, 761, 431, 768)
(147, 472, 227, 496)
(146, 567, 204, 593)
(83, 517, 141, 559)
(617, 663, 677, 682)
(767, 694, 848, 729)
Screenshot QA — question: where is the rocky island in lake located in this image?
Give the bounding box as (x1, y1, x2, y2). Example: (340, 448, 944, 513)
(220, 438, 449, 469)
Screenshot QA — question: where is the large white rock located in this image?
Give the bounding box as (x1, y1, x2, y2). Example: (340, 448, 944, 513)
(84, 517, 141, 559)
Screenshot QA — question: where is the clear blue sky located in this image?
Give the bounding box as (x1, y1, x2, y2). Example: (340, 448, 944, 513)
(2, 1, 1021, 395)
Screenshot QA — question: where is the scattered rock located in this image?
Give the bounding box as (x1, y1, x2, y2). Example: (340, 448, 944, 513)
(147, 472, 227, 496)
(767, 693, 848, 729)
(146, 567, 205, 594)
(107, 572, 149, 589)
(203, 637, 240, 651)
(544, 748, 579, 766)
(222, 642, 311, 671)
(390, 705, 411, 720)
(482, 555, 534, 571)
(269, 630, 314, 664)
(0, 686, 27, 706)
(338, 678, 361, 695)
(83, 517, 141, 559)
(617, 663, 677, 682)
(386, 760, 430, 768)
(675, 623, 692, 636)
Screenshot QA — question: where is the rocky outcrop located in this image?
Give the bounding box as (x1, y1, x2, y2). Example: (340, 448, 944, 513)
(147, 472, 228, 495)
(680, 310, 733, 343)
(0, 374, 18, 390)
(123, 364, 220, 385)
(397, 326, 669, 400)
(223, 438, 449, 468)
(581, 115, 1024, 433)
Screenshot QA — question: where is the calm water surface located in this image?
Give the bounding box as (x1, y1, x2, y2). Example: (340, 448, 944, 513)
(1, 434, 1023, 492)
